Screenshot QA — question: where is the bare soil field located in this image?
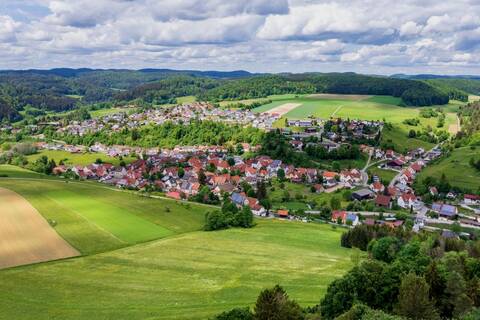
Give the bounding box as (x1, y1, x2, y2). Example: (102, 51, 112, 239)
(262, 103, 301, 116)
(307, 94, 372, 100)
(0, 187, 79, 269)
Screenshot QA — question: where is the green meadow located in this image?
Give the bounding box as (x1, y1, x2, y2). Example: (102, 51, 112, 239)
(0, 220, 352, 320)
(367, 167, 398, 185)
(417, 147, 480, 191)
(27, 150, 136, 166)
(0, 166, 353, 319)
(0, 165, 208, 254)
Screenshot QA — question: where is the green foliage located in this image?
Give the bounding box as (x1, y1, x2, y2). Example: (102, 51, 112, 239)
(213, 308, 254, 320)
(253, 285, 304, 320)
(65, 107, 91, 121)
(395, 273, 439, 320)
(57, 120, 264, 149)
(369, 237, 402, 263)
(199, 73, 450, 106)
(204, 199, 254, 231)
(402, 118, 420, 126)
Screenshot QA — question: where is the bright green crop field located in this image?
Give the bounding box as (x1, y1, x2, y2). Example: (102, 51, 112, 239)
(0, 165, 208, 254)
(27, 150, 136, 166)
(0, 166, 353, 319)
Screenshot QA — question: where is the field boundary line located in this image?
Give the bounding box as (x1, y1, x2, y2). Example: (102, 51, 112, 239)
(0, 177, 220, 209)
(42, 193, 129, 245)
(330, 104, 344, 117)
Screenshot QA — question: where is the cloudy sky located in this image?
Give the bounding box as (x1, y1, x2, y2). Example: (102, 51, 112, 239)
(1, 0, 480, 75)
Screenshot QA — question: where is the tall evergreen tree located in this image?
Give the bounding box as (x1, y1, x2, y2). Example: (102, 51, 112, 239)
(254, 285, 304, 320)
(395, 273, 439, 320)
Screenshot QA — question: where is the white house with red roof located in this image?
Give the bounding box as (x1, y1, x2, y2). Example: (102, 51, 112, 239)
(398, 193, 417, 209)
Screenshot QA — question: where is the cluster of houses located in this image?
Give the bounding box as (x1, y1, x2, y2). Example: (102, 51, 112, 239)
(323, 119, 383, 142)
(56, 102, 282, 136)
(51, 149, 368, 217)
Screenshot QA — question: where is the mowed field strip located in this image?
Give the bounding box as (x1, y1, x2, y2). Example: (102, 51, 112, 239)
(262, 103, 301, 116)
(0, 187, 79, 269)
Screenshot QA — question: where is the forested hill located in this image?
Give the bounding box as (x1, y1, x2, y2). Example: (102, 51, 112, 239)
(198, 73, 451, 106)
(392, 74, 480, 97)
(0, 69, 465, 121)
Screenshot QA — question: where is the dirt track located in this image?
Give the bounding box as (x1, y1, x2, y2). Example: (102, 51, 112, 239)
(308, 94, 372, 100)
(0, 187, 79, 269)
(263, 103, 301, 116)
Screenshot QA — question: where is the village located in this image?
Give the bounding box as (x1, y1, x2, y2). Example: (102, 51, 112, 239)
(37, 132, 480, 236)
(22, 100, 480, 237)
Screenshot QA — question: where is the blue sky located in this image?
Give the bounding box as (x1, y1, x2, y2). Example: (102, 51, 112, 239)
(1, 0, 480, 75)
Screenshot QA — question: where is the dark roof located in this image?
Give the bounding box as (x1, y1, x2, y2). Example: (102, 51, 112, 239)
(353, 189, 375, 197)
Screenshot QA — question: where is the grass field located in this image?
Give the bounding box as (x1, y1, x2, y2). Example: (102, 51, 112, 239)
(90, 107, 137, 118)
(416, 147, 480, 191)
(0, 220, 352, 320)
(0, 165, 353, 319)
(27, 150, 136, 166)
(381, 125, 436, 152)
(0, 165, 208, 255)
(367, 167, 397, 185)
(268, 180, 351, 211)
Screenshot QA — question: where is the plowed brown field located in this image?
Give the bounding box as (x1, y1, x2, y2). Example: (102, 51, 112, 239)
(0, 187, 79, 269)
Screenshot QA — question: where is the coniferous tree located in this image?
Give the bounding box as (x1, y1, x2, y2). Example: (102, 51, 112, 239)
(395, 273, 439, 320)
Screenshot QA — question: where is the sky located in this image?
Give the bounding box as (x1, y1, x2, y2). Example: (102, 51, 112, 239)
(1, 0, 480, 75)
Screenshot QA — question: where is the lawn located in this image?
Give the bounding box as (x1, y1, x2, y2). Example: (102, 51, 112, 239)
(177, 95, 197, 104)
(90, 107, 137, 118)
(0, 220, 353, 320)
(381, 125, 435, 152)
(416, 147, 480, 192)
(367, 167, 397, 185)
(268, 180, 351, 211)
(27, 150, 136, 166)
(0, 166, 209, 255)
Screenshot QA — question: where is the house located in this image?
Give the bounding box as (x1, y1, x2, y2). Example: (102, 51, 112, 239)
(52, 165, 67, 175)
(340, 169, 362, 184)
(432, 203, 458, 219)
(352, 189, 375, 201)
(398, 193, 416, 209)
(166, 191, 182, 200)
(331, 211, 359, 226)
(277, 209, 289, 218)
(323, 171, 338, 188)
(370, 182, 385, 194)
(429, 187, 438, 197)
(231, 192, 247, 207)
(313, 184, 324, 194)
(464, 194, 480, 205)
(375, 195, 392, 208)
(386, 159, 404, 170)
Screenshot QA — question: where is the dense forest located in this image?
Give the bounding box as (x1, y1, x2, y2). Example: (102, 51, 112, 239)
(0, 68, 473, 122)
(457, 101, 480, 146)
(199, 73, 451, 106)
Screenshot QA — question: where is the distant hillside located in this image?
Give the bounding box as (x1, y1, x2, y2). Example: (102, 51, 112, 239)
(0, 69, 464, 121)
(198, 73, 450, 106)
(392, 74, 480, 97)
